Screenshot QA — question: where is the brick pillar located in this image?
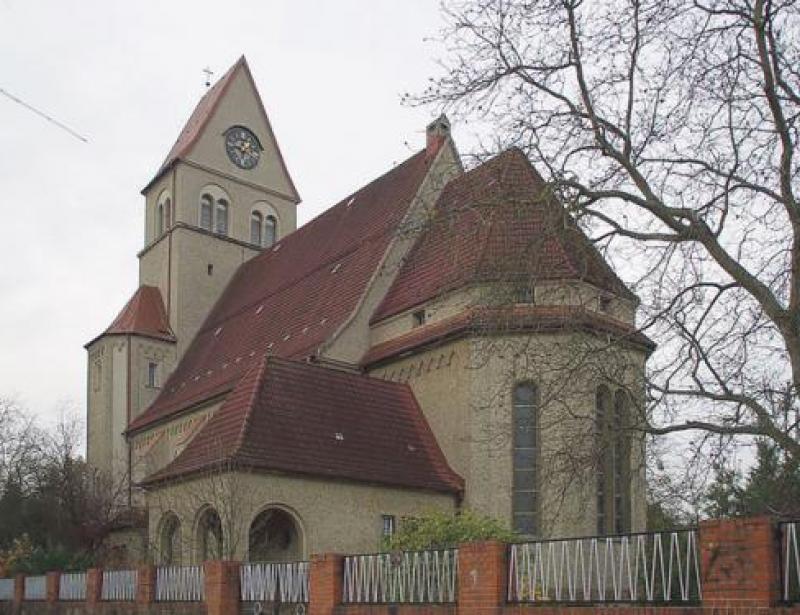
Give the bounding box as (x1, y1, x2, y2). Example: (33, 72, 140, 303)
(136, 565, 157, 606)
(46, 571, 60, 604)
(700, 515, 780, 607)
(309, 553, 343, 615)
(458, 541, 507, 615)
(204, 560, 241, 615)
(86, 568, 103, 606)
(13, 574, 24, 608)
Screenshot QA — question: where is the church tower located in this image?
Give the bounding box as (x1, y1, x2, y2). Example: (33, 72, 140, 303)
(86, 56, 300, 498)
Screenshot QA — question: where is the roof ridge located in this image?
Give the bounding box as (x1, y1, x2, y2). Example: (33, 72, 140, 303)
(231, 354, 272, 457)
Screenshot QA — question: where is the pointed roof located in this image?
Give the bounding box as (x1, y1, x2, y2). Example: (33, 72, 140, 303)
(88, 285, 175, 346)
(142, 356, 463, 495)
(372, 148, 637, 323)
(142, 55, 300, 201)
(128, 147, 436, 433)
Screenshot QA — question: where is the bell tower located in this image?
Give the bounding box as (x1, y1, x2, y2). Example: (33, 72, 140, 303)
(86, 55, 300, 493)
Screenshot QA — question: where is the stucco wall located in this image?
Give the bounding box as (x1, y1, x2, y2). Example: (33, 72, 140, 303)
(145, 471, 456, 563)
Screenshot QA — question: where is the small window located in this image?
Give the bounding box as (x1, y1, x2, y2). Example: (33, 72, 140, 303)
(599, 295, 612, 313)
(147, 362, 158, 388)
(250, 211, 263, 246)
(412, 310, 426, 327)
(200, 194, 213, 230)
(165, 198, 172, 229)
(92, 360, 102, 392)
(215, 200, 229, 236)
(381, 514, 396, 538)
(514, 284, 534, 304)
(265, 215, 277, 248)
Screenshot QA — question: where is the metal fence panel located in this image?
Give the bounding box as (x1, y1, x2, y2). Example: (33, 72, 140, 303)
(507, 529, 702, 604)
(240, 562, 309, 603)
(102, 569, 138, 601)
(24, 576, 47, 601)
(782, 521, 800, 603)
(156, 565, 205, 602)
(58, 572, 87, 601)
(343, 549, 458, 604)
(0, 579, 14, 601)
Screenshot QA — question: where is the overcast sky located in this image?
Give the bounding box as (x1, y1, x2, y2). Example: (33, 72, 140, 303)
(0, 1, 484, 426)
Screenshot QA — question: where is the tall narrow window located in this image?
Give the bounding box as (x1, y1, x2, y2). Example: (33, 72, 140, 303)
(596, 386, 631, 534)
(264, 215, 277, 247)
(164, 198, 172, 229)
(215, 200, 229, 235)
(251, 211, 263, 246)
(156, 203, 164, 236)
(512, 383, 538, 535)
(147, 362, 158, 388)
(200, 194, 213, 230)
(381, 514, 396, 538)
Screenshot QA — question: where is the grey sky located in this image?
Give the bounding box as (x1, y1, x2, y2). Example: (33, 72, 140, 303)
(0, 1, 475, 423)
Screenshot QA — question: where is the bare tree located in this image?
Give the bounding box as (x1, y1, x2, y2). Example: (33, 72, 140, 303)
(411, 0, 800, 465)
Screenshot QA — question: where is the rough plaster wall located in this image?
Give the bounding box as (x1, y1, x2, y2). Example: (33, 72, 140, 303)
(146, 471, 456, 563)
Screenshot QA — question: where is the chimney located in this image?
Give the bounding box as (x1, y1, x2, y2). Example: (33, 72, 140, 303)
(426, 114, 450, 160)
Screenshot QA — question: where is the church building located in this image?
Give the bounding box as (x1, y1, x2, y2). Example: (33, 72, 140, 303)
(85, 56, 653, 565)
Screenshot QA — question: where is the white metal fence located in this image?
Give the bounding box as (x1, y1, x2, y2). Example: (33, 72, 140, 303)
(102, 569, 138, 601)
(343, 549, 458, 603)
(782, 521, 800, 602)
(508, 529, 702, 603)
(58, 572, 87, 601)
(24, 575, 47, 601)
(240, 561, 309, 603)
(0, 578, 14, 601)
(156, 565, 205, 602)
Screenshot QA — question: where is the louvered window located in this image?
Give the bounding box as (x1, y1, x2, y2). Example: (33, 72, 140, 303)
(200, 194, 213, 230)
(251, 211, 263, 246)
(216, 200, 229, 236)
(265, 215, 277, 247)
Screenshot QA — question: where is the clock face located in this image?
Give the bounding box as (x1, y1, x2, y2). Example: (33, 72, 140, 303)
(224, 126, 261, 169)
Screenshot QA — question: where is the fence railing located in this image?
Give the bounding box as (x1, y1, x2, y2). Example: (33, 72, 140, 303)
(155, 565, 204, 602)
(0, 578, 14, 601)
(102, 569, 138, 601)
(58, 572, 87, 601)
(508, 529, 702, 604)
(240, 561, 309, 603)
(24, 575, 47, 601)
(781, 521, 800, 603)
(343, 549, 458, 604)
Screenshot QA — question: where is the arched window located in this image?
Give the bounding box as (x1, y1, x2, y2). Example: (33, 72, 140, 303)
(250, 211, 263, 246)
(156, 203, 164, 237)
(196, 507, 223, 562)
(512, 383, 538, 535)
(264, 215, 277, 247)
(596, 387, 631, 534)
(248, 507, 304, 562)
(164, 198, 172, 229)
(159, 513, 181, 565)
(200, 194, 213, 231)
(215, 200, 229, 236)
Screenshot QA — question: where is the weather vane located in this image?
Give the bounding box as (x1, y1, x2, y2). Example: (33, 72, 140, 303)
(203, 67, 214, 89)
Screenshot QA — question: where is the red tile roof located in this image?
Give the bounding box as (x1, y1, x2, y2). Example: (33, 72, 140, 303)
(90, 285, 175, 345)
(372, 149, 636, 324)
(363, 305, 655, 367)
(143, 357, 463, 494)
(142, 56, 300, 201)
(128, 148, 434, 433)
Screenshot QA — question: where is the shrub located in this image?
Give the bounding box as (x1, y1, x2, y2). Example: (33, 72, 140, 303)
(383, 510, 516, 551)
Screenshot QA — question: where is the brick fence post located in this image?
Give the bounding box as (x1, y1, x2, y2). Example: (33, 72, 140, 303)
(46, 571, 60, 604)
(458, 541, 507, 615)
(13, 574, 24, 611)
(86, 567, 103, 608)
(700, 515, 781, 607)
(309, 553, 343, 615)
(136, 564, 157, 606)
(205, 560, 241, 615)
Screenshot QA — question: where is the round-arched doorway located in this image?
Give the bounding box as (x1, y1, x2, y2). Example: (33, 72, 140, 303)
(248, 507, 304, 562)
(158, 512, 182, 565)
(195, 506, 223, 561)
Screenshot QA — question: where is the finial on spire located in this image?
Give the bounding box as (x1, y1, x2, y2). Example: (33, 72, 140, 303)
(202, 66, 214, 89)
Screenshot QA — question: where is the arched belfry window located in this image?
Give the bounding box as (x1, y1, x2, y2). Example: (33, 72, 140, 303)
(200, 194, 214, 231)
(512, 382, 538, 535)
(164, 198, 172, 229)
(250, 211, 263, 245)
(264, 215, 277, 247)
(596, 386, 631, 534)
(215, 200, 229, 236)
